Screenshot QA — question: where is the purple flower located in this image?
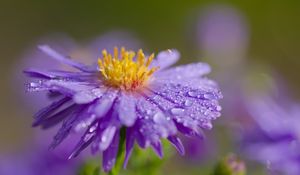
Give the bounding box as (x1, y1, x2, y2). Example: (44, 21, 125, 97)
(0, 146, 81, 175)
(197, 5, 249, 69)
(14, 31, 141, 112)
(241, 94, 300, 175)
(24, 45, 222, 172)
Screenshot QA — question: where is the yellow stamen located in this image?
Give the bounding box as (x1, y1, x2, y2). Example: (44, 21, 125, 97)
(98, 47, 159, 90)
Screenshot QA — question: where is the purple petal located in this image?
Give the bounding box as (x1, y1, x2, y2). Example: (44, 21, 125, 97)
(49, 106, 86, 149)
(68, 121, 98, 159)
(156, 62, 211, 80)
(73, 87, 106, 104)
(93, 89, 118, 118)
(40, 80, 97, 96)
(33, 96, 70, 123)
(39, 104, 78, 129)
(123, 128, 135, 168)
(150, 83, 222, 130)
(38, 45, 97, 72)
(102, 130, 119, 172)
(118, 93, 137, 126)
(33, 102, 76, 128)
(151, 141, 163, 158)
(152, 49, 180, 70)
(23, 69, 53, 79)
(136, 97, 177, 142)
(99, 126, 117, 151)
(168, 136, 185, 155)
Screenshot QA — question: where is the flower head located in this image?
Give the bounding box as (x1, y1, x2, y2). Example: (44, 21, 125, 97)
(98, 48, 158, 90)
(25, 45, 222, 172)
(241, 94, 300, 175)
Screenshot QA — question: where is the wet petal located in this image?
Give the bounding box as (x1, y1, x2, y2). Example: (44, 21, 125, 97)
(152, 49, 180, 70)
(102, 130, 119, 172)
(136, 97, 177, 142)
(73, 87, 106, 104)
(150, 82, 222, 130)
(118, 93, 137, 126)
(168, 136, 185, 155)
(123, 128, 135, 168)
(156, 62, 211, 79)
(93, 89, 118, 118)
(99, 126, 117, 151)
(68, 121, 98, 159)
(38, 45, 97, 72)
(151, 141, 163, 158)
(33, 96, 70, 123)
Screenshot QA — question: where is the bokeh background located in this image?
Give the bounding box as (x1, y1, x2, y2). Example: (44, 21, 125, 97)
(0, 1, 300, 174)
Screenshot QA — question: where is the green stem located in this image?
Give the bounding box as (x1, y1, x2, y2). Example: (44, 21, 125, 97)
(109, 127, 126, 175)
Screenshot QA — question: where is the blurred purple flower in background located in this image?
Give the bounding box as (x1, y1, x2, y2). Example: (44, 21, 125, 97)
(197, 4, 249, 70)
(0, 140, 82, 175)
(24, 44, 222, 172)
(196, 4, 249, 119)
(240, 85, 300, 175)
(187, 4, 249, 163)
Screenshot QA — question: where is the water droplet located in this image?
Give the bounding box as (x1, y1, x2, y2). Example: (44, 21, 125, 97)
(170, 108, 185, 115)
(216, 105, 222, 111)
(187, 91, 197, 97)
(101, 136, 107, 142)
(202, 122, 212, 129)
(184, 100, 193, 107)
(153, 112, 166, 124)
(204, 93, 215, 99)
(146, 109, 152, 115)
(83, 133, 94, 142)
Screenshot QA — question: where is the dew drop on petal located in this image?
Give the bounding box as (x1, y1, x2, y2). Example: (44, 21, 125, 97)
(153, 112, 166, 124)
(187, 91, 197, 97)
(170, 108, 185, 115)
(184, 100, 193, 107)
(202, 122, 212, 129)
(204, 93, 215, 100)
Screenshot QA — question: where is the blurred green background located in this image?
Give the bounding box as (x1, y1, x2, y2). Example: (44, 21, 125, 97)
(0, 1, 299, 174)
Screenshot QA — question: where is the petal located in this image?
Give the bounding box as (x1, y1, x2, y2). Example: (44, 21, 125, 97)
(23, 69, 53, 79)
(136, 97, 177, 142)
(152, 49, 180, 70)
(93, 89, 118, 118)
(156, 62, 211, 79)
(151, 141, 164, 158)
(123, 127, 135, 168)
(150, 83, 222, 130)
(39, 104, 78, 129)
(73, 87, 106, 104)
(49, 106, 86, 149)
(38, 45, 97, 72)
(41, 80, 97, 96)
(118, 93, 137, 127)
(33, 96, 70, 123)
(99, 126, 117, 151)
(102, 130, 119, 172)
(168, 136, 185, 155)
(68, 121, 98, 159)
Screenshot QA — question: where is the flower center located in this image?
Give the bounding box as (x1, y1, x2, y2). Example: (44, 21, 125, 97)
(98, 47, 159, 90)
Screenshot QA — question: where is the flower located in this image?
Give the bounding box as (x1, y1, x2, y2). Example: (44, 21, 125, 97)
(241, 94, 300, 175)
(24, 45, 222, 172)
(197, 4, 248, 69)
(14, 31, 141, 112)
(0, 146, 81, 175)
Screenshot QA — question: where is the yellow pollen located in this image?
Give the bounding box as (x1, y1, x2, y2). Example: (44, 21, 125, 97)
(98, 47, 159, 90)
